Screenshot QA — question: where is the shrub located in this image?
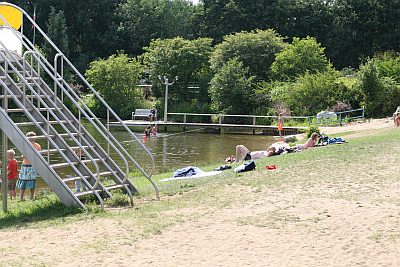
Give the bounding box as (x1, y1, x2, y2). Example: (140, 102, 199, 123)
(307, 125, 320, 138)
(210, 29, 286, 81)
(209, 58, 255, 115)
(357, 60, 400, 117)
(85, 53, 144, 119)
(271, 36, 332, 81)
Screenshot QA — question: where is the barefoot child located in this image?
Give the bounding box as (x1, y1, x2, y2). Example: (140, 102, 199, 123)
(7, 149, 18, 200)
(17, 132, 42, 201)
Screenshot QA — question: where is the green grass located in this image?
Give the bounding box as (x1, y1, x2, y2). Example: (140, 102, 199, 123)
(0, 127, 399, 240)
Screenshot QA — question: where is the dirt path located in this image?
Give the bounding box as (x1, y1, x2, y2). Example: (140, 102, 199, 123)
(0, 119, 399, 266)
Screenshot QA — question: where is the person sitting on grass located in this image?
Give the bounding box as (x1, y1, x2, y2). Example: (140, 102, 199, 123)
(296, 132, 319, 150)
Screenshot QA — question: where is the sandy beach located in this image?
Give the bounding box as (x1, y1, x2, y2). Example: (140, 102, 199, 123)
(0, 118, 399, 266)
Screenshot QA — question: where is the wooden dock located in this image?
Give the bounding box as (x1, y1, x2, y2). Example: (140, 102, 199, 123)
(109, 120, 308, 135)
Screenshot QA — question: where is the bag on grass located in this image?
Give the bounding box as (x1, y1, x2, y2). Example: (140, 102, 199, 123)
(234, 160, 256, 173)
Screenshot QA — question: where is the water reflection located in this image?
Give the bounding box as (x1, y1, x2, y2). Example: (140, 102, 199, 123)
(142, 132, 275, 173)
(1, 122, 276, 189)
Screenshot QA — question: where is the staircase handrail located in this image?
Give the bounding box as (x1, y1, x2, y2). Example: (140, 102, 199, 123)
(0, 74, 105, 208)
(0, 41, 106, 206)
(0, 105, 87, 208)
(22, 49, 136, 202)
(0, 3, 159, 198)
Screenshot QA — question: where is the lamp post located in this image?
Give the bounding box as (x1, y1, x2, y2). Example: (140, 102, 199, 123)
(158, 75, 178, 123)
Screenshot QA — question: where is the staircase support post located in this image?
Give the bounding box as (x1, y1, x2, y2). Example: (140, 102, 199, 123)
(2, 131, 7, 212)
(1, 87, 8, 212)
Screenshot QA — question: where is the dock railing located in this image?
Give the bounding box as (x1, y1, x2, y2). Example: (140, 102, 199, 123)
(167, 113, 312, 127)
(167, 108, 365, 127)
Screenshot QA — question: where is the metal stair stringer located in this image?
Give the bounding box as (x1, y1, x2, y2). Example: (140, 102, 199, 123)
(0, 65, 113, 204)
(11, 56, 139, 198)
(0, 106, 84, 208)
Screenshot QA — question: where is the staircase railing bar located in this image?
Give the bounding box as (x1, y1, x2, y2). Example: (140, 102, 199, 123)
(0, 45, 106, 207)
(0, 5, 159, 198)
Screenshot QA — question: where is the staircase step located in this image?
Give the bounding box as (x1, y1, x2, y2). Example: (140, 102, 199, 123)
(0, 95, 48, 99)
(6, 107, 60, 113)
(15, 120, 68, 127)
(39, 148, 66, 154)
(63, 171, 114, 183)
(40, 145, 94, 155)
(74, 189, 102, 197)
(74, 184, 126, 198)
(50, 158, 104, 169)
(33, 132, 80, 140)
(106, 184, 127, 191)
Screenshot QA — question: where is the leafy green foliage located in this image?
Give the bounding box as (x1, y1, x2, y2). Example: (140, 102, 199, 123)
(85, 53, 144, 118)
(271, 37, 331, 81)
(44, 6, 69, 59)
(209, 58, 255, 114)
(118, 0, 197, 55)
(210, 29, 286, 81)
(369, 52, 400, 83)
(269, 70, 362, 116)
(141, 37, 213, 104)
(357, 59, 400, 117)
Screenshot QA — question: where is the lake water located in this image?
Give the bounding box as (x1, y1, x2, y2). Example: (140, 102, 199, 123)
(1, 122, 276, 189)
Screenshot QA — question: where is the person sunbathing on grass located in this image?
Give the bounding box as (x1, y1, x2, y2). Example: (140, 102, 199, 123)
(234, 142, 294, 162)
(296, 132, 319, 150)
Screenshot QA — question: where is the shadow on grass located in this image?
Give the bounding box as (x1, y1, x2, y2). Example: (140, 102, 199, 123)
(0, 196, 83, 230)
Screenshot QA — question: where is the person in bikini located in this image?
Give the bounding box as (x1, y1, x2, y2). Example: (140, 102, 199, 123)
(296, 132, 319, 150)
(234, 142, 293, 162)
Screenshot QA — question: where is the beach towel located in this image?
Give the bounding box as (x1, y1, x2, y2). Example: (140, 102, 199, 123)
(160, 170, 221, 182)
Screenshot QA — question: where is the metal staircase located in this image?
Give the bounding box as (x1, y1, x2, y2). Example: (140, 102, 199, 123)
(0, 2, 159, 208)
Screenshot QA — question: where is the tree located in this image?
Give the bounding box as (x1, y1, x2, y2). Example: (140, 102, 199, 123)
(117, 0, 197, 56)
(199, 0, 290, 43)
(44, 6, 69, 59)
(269, 70, 360, 116)
(209, 58, 255, 115)
(141, 37, 213, 104)
(270, 37, 331, 81)
(357, 58, 400, 117)
(369, 52, 400, 83)
(85, 53, 144, 118)
(210, 29, 286, 81)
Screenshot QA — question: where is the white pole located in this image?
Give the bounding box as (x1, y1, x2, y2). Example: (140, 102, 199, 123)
(159, 76, 177, 123)
(164, 78, 169, 123)
(2, 132, 7, 212)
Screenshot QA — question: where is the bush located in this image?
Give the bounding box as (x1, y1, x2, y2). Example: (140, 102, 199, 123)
(270, 71, 348, 116)
(307, 125, 320, 138)
(357, 60, 400, 117)
(209, 58, 255, 115)
(105, 192, 131, 207)
(271, 36, 332, 81)
(210, 29, 286, 81)
(85, 53, 144, 119)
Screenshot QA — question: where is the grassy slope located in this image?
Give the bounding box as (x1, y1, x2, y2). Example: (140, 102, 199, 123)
(0, 127, 399, 241)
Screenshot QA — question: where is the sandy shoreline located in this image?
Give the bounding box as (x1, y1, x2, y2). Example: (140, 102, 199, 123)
(0, 118, 399, 266)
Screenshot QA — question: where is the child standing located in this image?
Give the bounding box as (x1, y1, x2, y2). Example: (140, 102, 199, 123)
(7, 149, 18, 200)
(17, 131, 41, 201)
(277, 113, 284, 137)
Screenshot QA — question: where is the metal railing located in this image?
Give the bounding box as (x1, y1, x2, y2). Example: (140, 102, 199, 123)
(167, 108, 365, 127)
(167, 112, 312, 126)
(0, 2, 159, 199)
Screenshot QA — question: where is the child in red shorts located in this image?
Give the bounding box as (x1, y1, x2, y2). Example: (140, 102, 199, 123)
(7, 149, 18, 200)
